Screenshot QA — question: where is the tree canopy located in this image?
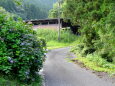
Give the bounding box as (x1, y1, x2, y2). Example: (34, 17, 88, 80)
(49, 0, 115, 62)
(0, 0, 56, 20)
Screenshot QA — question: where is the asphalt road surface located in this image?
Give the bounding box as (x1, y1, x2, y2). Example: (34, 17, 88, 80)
(43, 48, 114, 86)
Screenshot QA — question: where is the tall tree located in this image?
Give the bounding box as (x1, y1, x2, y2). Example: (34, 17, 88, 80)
(49, 0, 115, 62)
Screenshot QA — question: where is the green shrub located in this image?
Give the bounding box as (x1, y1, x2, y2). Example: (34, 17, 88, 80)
(62, 0, 115, 62)
(0, 7, 46, 84)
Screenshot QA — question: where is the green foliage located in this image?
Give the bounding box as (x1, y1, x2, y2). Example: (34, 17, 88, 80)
(48, 2, 59, 18)
(36, 29, 78, 49)
(13, 0, 23, 5)
(0, 75, 42, 86)
(48, 1, 64, 18)
(0, 7, 46, 84)
(0, 0, 57, 20)
(61, 0, 115, 62)
(73, 54, 115, 75)
(36, 29, 77, 43)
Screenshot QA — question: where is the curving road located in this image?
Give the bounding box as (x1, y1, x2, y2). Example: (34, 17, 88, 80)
(43, 48, 114, 86)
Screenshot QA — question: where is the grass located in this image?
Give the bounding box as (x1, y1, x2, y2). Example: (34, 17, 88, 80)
(72, 53, 115, 76)
(70, 40, 115, 76)
(47, 41, 70, 49)
(47, 40, 78, 50)
(36, 29, 78, 49)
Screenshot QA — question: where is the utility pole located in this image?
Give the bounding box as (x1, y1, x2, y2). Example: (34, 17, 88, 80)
(58, 0, 61, 41)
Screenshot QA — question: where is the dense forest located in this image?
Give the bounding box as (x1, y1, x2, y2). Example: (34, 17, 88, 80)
(0, 0, 56, 20)
(49, 0, 115, 63)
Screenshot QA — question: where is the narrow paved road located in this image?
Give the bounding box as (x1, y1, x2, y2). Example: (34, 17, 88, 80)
(43, 48, 114, 86)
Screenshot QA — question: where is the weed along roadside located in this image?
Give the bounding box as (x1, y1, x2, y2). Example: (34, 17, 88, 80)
(42, 47, 115, 86)
(71, 54, 115, 76)
(70, 52, 115, 85)
(36, 28, 115, 84)
(36, 28, 115, 76)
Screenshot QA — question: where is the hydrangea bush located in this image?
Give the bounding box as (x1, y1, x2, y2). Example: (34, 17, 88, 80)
(0, 7, 46, 84)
